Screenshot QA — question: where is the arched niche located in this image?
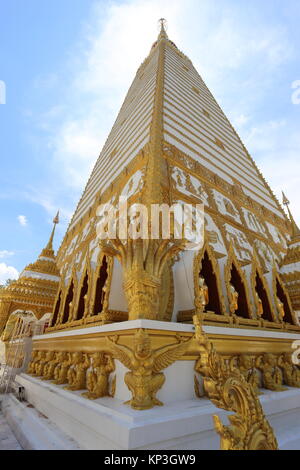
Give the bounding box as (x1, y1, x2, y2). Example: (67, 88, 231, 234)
(50, 289, 62, 326)
(90, 253, 113, 316)
(225, 245, 252, 319)
(75, 270, 89, 321)
(34, 312, 52, 335)
(193, 241, 226, 315)
(1, 310, 36, 342)
(272, 268, 296, 324)
(61, 279, 74, 324)
(250, 256, 276, 322)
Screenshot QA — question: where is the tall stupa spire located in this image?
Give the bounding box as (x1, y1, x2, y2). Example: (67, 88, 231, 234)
(282, 192, 300, 238)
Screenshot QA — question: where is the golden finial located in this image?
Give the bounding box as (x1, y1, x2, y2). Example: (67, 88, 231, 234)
(158, 18, 168, 40)
(282, 191, 300, 238)
(282, 191, 290, 206)
(45, 211, 60, 251)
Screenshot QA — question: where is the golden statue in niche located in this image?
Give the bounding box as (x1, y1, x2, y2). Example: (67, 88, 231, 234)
(106, 329, 191, 410)
(82, 352, 115, 400)
(276, 296, 285, 322)
(195, 276, 209, 314)
(255, 292, 264, 317)
(229, 283, 239, 314)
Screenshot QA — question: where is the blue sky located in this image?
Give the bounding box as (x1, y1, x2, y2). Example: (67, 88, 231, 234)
(0, 0, 300, 282)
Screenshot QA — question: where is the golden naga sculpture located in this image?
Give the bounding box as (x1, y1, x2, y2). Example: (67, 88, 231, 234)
(65, 352, 90, 391)
(53, 352, 72, 385)
(256, 353, 287, 392)
(42, 351, 60, 380)
(278, 353, 300, 387)
(229, 283, 239, 315)
(193, 315, 278, 450)
(106, 329, 191, 410)
(82, 352, 115, 400)
(230, 355, 261, 396)
(100, 238, 185, 320)
(195, 276, 209, 314)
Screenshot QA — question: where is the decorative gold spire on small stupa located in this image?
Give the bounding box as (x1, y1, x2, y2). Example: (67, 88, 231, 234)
(46, 211, 60, 250)
(282, 192, 300, 239)
(158, 18, 168, 40)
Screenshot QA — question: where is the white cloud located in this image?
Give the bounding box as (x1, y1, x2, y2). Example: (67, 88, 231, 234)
(0, 251, 14, 259)
(17, 215, 28, 226)
(0, 263, 19, 284)
(237, 119, 300, 222)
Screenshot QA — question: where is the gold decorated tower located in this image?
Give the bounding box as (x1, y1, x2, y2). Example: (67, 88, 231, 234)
(2, 21, 300, 451)
(43, 21, 299, 333)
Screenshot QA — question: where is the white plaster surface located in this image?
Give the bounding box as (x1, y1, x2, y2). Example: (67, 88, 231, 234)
(7, 374, 300, 450)
(108, 258, 127, 311)
(34, 319, 300, 341)
(1, 394, 80, 450)
(172, 251, 195, 315)
(19, 271, 60, 282)
(0, 408, 22, 450)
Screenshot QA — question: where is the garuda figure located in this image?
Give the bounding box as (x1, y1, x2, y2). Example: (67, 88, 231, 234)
(106, 329, 191, 410)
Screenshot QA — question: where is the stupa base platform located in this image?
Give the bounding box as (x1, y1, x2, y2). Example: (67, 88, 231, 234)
(3, 373, 300, 450)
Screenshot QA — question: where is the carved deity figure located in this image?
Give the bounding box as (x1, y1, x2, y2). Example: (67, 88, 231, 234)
(106, 329, 191, 410)
(42, 352, 60, 380)
(82, 353, 115, 400)
(31, 351, 46, 376)
(235, 355, 261, 395)
(256, 353, 287, 392)
(278, 353, 300, 388)
(195, 276, 209, 314)
(27, 351, 39, 374)
(68, 301, 74, 322)
(229, 283, 239, 315)
(52, 352, 72, 385)
(36, 350, 53, 376)
(276, 296, 285, 322)
(65, 352, 90, 391)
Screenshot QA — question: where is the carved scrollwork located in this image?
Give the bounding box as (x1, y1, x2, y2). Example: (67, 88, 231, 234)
(193, 315, 278, 450)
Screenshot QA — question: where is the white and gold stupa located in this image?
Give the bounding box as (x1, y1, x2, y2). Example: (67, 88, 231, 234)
(2, 21, 300, 451)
